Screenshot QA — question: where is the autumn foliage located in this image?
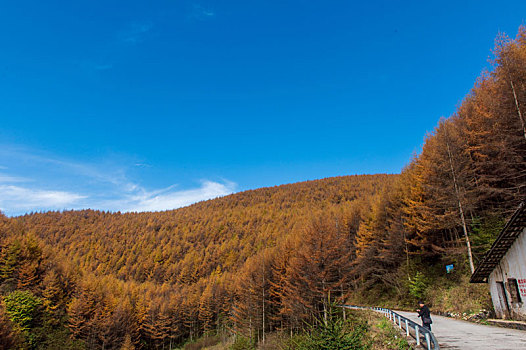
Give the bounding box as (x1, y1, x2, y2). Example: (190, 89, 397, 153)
(1, 27, 526, 349)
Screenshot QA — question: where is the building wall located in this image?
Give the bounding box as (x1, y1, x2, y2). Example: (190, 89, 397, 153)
(489, 227, 526, 320)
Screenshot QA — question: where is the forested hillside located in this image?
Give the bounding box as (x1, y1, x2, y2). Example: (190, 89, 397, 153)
(1, 26, 526, 350)
(0, 175, 393, 349)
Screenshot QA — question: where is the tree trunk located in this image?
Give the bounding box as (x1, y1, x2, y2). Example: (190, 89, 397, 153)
(445, 135, 475, 273)
(509, 74, 526, 141)
(262, 262, 265, 344)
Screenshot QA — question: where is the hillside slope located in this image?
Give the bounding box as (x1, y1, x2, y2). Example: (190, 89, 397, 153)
(5, 174, 392, 284)
(0, 174, 393, 349)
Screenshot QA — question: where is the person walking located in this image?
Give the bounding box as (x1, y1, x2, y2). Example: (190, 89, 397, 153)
(417, 300, 433, 331)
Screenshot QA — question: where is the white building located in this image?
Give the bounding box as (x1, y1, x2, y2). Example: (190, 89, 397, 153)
(471, 201, 526, 320)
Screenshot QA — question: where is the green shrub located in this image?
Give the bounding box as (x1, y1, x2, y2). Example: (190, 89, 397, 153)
(4, 290, 43, 348)
(408, 272, 428, 300)
(292, 305, 369, 350)
(4, 290, 42, 333)
(230, 335, 255, 350)
(471, 216, 505, 259)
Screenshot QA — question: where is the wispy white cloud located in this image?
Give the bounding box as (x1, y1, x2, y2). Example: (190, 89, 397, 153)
(0, 173, 31, 183)
(189, 4, 216, 21)
(94, 64, 113, 71)
(0, 145, 132, 189)
(134, 163, 152, 168)
(74, 60, 114, 73)
(104, 180, 236, 213)
(0, 144, 237, 216)
(0, 185, 86, 214)
(118, 22, 154, 44)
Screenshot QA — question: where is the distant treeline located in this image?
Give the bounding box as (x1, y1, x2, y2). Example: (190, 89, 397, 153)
(1, 27, 525, 350)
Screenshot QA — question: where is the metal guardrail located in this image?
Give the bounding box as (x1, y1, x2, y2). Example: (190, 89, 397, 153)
(341, 305, 440, 350)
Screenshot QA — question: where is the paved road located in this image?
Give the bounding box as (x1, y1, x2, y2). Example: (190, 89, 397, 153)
(396, 310, 526, 349)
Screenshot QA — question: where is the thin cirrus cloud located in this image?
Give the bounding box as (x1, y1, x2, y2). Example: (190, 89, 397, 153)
(118, 22, 154, 45)
(94, 64, 113, 71)
(187, 4, 216, 21)
(0, 184, 86, 215)
(0, 145, 236, 216)
(105, 180, 236, 213)
(0, 173, 31, 183)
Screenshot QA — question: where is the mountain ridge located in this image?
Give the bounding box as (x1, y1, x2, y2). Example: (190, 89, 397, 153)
(3, 174, 393, 284)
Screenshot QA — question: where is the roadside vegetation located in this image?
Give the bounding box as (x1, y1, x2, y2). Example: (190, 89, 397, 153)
(182, 308, 410, 350)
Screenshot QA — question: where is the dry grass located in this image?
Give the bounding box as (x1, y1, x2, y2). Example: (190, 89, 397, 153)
(426, 274, 493, 316)
(348, 309, 413, 350)
(183, 335, 224, 350)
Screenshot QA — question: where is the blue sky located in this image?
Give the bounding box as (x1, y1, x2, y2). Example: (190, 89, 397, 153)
(1, 1, 525, 216)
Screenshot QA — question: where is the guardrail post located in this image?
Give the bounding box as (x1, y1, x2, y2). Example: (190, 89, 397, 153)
(405, 319, 409, 337)
(425, 332, 431, 350)
(415, 325, 420, 346)
(426, 332, 431, 350)
(398, 315, 402, 329)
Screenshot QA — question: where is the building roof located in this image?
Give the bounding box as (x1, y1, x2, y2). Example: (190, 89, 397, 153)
(470, 201, 526, 283)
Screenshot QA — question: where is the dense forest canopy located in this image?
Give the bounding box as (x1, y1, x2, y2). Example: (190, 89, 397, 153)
(1, 27, 526, 349)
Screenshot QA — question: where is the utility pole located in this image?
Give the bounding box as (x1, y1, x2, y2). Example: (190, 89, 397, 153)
(262, 259, 265, 344)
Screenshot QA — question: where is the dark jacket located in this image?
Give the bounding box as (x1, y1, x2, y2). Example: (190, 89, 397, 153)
(418, 305, 432, 324)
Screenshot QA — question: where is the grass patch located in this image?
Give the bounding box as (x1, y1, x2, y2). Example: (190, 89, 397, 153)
(189, 309, 412, 350)
(371, 317, 411, 350)
(426, 273, 492, 316)
(183, 335, 223, 350)
(346, 310, 412, 350)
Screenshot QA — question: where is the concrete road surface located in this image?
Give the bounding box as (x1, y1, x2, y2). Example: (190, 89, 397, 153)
(396, 310, 526, 349)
